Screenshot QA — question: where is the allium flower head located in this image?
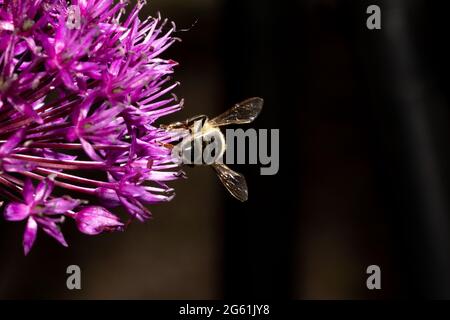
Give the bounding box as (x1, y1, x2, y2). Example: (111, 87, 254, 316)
(0, 0, 186, 254)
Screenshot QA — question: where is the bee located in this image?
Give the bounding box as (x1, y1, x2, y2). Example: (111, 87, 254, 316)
(162, 97, 264, 202)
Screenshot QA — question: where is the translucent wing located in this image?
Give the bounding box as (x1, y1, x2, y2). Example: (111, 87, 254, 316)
(208, 97, 263, 127)
(212, 163, 248, 202)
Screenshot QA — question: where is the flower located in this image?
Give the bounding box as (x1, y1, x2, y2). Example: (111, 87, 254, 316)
(75, 206, 123, 235)
(0, 0, 187, 254)
(4, 178, 79, 255)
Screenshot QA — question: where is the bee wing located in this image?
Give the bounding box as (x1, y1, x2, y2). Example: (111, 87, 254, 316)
(212, 163, 248, 202)
(208, 97, 263, 127)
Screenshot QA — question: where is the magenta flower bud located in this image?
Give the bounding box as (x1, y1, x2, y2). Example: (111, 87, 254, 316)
(75, 206, 124, 235)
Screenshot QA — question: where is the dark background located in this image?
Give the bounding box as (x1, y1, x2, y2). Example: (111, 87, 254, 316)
(1, 0, 450, 299)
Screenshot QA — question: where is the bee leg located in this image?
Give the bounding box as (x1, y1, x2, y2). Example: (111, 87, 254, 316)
(160, 121, 187, 130)
(184, 115, 207, 124)
(162, 115, 208, 130)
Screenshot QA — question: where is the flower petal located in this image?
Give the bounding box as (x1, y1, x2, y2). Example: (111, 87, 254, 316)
(23, 217, 38, 256)
(35, 178, 54, 202)
(22, 178, 35, 204)
(80, 138, 102, 161)
(44, 196, 80, 214)
(37, 218, 68, 247)
(60, 69, 77, 91)
(4, 203, 30, 221)
(0, 129, 25, 157)
(75, 206, 124, 235)
(7, 97, 43, 124)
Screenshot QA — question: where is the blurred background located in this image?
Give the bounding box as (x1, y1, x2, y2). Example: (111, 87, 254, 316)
(1, 0, 450, 299)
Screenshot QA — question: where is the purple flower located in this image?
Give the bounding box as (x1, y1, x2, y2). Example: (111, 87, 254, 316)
(0, 0, 187, 254)
(0, 129, 33, 172)
(4, 178, 79, 255)
(75, 206, 123, 235)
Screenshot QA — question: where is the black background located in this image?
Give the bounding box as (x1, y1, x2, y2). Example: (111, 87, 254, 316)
(222, 0, 450, 299)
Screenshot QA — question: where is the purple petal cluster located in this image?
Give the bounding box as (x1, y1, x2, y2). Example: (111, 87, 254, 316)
(0, 0, 186, 254)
